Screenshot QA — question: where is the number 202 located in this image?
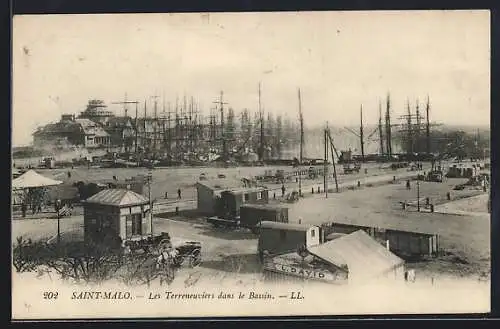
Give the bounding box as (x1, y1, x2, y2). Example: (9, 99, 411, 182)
(43, 292, 58, 299)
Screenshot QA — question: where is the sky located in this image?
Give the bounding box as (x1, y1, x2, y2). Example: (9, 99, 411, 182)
(12, 10, 490, 146)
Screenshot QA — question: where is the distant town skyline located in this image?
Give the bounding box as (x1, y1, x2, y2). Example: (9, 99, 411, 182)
(12, 11, 490, 146)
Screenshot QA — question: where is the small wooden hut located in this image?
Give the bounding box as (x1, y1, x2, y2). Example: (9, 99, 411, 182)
(82, 189, 151, 246)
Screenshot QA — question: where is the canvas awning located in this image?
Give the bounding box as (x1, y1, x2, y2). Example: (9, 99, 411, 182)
(12, 170, 63, 189)
(308, 230, 404, 282)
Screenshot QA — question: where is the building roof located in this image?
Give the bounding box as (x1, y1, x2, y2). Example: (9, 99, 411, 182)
(32, 121, 79, 136)
(226, 186, 268, 195)
(84, 188, 149, 207)
(196, 178, 245, 191)
(75, 119, 109, 137)
(12, 170, 63, 189)
(107, 117, 133, 127)
(240, 203, 289, 210)
(308, 230, 404, 281)
(258, 221, 317, 232)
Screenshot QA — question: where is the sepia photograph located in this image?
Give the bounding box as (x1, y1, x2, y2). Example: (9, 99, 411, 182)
(11, 10, 491, 319)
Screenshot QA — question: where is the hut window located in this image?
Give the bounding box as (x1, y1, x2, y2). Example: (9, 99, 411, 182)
(244, 194, 250, 202)
(256, 192, 262, 200)
(131, 214, 142, 236)
(126, 216, 132, 238)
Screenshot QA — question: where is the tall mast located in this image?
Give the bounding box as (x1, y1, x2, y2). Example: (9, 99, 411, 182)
(175, 95, 179, 162)
(143, 99, 147, 150)
(213, 91, 228, 161)
(124, 92, 128, 117)
(220, 91, 225, 161)
(360, 104, 365, 162)
(167, 101, 172, 160)
(258, 82, 265, 161)
(406, 98, 413, 156)
(378, 100, 384, 156)
(152, 94, 159, 151)
(426, 95, 431, 155)
(415, 98, 421, 154)
(385, 93, 392, 157)
(134, 102, 138, 157)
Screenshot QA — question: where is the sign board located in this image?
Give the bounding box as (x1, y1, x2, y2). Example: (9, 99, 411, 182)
(264, 262, 338, 282)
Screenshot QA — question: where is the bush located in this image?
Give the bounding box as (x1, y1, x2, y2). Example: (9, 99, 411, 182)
(12, 236, 176, 286)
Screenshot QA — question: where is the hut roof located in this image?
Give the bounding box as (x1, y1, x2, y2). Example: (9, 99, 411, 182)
(308, 230, 404, 281)
(84, 189, 148, 207)
(196, 178, 245, 192)
(258, 221, 316, 232)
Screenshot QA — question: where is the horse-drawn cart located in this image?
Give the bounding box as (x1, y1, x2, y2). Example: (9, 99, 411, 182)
(123, 232, 202, 267)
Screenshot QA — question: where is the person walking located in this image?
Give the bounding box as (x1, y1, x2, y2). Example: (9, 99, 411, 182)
(281, 184, 286, 197)
(21, 203, 27, 218)
(177, 188, 182, 199)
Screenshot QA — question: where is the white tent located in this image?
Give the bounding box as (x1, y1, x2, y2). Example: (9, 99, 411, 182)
(12, 170, 63, 189)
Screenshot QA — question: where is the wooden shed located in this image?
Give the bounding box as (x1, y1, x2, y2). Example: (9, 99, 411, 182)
(82, 189, 151, 247)
(257, 221, 320, 260)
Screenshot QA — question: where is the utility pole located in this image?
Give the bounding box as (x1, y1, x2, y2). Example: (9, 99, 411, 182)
(360, 104, 365, 162)
(327, 129, 339, 193)
(298, 88, 304, 197)
(56, 201, 61, 245)
(417, 176, 420, 212)
(324, 125, 329, 198)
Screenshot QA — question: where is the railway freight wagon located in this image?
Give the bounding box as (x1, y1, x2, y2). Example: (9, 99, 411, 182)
(385, 230, 439, 258)
(216, 188, 269, 219)
(240, 204, 289, 233)
(325, 222, 439, 259)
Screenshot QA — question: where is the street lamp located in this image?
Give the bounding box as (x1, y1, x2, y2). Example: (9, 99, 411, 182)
(55, 200, 61, 245)
(417, 171, 421, 212)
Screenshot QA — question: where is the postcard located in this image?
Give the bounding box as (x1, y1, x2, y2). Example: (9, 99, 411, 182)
(11, 10, 491, 319)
